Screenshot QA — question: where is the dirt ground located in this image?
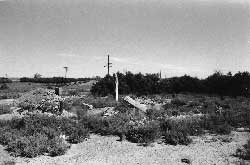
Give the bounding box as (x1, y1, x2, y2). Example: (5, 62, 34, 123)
(0, 131, 249, 165)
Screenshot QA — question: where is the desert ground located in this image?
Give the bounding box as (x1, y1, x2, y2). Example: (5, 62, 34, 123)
(0, 81, 250, 165)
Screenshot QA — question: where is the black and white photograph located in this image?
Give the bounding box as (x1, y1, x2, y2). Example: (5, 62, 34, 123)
(0, 0, 250, 164)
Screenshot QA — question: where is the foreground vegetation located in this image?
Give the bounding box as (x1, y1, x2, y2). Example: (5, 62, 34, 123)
(0, 114, 89, 157)
(0, 72, 250, 161)
(1, 88, 250, 159)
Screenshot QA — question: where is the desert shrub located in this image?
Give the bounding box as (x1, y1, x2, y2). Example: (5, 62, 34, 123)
(0, 114, 89, 157)
(163, 129, 192, 145)
(107, 112, 131, 135)
(203, 114, 232, 134)
(236, 139, 250, 160)
(80, 113, 129, 136)
(242, 140, 250, 160)
(171, 98, 186, 106)
(6, 133, 48, 157)
(126, 121, 161, 145)
(17, 89, 64, 114)
(187, 101, 200, 107)
(67, 125, 89, 143)
(0, 105, 12, 115)
(213, 123, 232, 134)
(47, 136, 69, 156)
(47, 85, 54, 89)
(59, 118, 89, 143)
(0, 129, 23, 145)
(68, 90, 78, 96)
(80, 115, 107, 134)
(159, 117, 205, 145)
(0, 83, 9, 90)
(2, 160, 15, 165)
(146, 109, 163, 120)
(223, 106, 250, 128)
(160, 117, 204, 137)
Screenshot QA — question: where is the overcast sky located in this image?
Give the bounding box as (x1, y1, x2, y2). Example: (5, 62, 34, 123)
(0, 0, 249, 78)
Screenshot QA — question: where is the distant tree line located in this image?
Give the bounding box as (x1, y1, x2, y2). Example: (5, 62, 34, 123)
(0, 77, 12, 83)
(20, 77, 93, 84)
(91, 71, 250, 97)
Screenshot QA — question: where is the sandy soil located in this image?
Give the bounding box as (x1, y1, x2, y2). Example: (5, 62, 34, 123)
(0, 131, 249, 165)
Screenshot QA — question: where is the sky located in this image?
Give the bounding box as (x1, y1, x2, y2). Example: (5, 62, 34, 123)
(0, 0, 249, 78)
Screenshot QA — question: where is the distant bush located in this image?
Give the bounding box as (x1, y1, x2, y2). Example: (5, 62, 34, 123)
(91, 71, 250, 97)
(91, 72, 160, 96)
(20, 77, 93, 84)
(0, 77, 12, 83)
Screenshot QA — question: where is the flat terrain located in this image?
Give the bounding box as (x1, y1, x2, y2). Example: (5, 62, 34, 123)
(0, 132, 249, 165)
(1, 81, 250, 165)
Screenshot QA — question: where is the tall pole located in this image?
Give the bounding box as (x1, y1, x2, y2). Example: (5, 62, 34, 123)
(108, 55, 110, 76)
(104, 55, 112, 76)
(63, 67, 68, 78)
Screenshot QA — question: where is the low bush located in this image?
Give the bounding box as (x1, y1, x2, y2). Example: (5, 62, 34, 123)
(0, 105, 12, 115)
(203, 114, 232, 135)
(126, 121, 161, 146)
(242, 140, 250, 160)
(0, 114, 89, 158)
(0, 83, 9, 90)
(47, 136, 69, 157)
(80, 112, 130, 136)
(17, 89, 64, 114)
(163, 129, 192, 145)
(146, 109, 164, 120)
(160, 117, 204, 137)
(236, 139, 250, 160)
(171, 98, 186, 106)
(159, 117, 205, 145)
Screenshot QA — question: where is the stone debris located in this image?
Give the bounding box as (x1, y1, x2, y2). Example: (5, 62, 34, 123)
(102, 107, 117, 117)
(236, 127, 250, 132)
(181, 158, 191, 164)
(124, 96, 147, 112)
(82, 102, 93, 110)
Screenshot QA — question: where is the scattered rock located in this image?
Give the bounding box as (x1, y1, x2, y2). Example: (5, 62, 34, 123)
(124, 96, 148, 112)
(236, 128, 250, 132)
(181, 158, 191, 164)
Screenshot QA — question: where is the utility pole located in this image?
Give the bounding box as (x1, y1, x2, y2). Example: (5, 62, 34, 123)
(63, 66, 68, 78)
(104, 55, 112, 76)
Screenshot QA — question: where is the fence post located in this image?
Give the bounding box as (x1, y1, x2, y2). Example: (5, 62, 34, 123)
(115, 73, 119, 102)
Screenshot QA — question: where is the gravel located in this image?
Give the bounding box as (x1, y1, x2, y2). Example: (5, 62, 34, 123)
(0, 131, 247, 165)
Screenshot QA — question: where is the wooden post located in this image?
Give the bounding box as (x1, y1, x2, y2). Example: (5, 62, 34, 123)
(115, 73, 119, 102)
